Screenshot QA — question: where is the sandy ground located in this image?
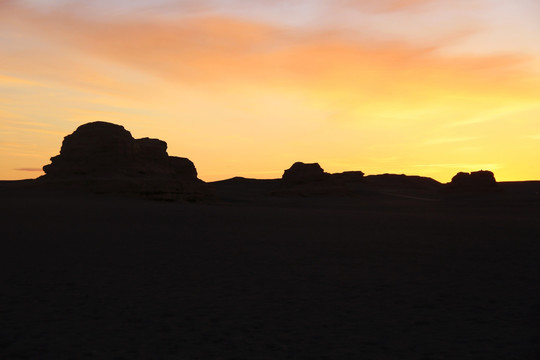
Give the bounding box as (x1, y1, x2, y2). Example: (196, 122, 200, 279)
(1, 182, 539, 359)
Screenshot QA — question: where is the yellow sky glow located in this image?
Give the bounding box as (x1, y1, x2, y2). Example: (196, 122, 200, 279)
(1, 0, 539, 182)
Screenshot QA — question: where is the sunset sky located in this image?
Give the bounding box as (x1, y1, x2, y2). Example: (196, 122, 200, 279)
(1, 0, 539, 182)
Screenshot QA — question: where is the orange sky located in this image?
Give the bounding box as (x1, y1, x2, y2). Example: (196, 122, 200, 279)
(1, 0, 540, 182)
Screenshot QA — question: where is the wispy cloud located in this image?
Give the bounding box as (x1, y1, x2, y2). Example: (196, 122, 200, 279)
(414, 163, 501, 170)
(14, 167, 43, 172)
(2, 0, 537, 88)
(423, 136, 477, 145)
(339, 0, 438, 13)
(0, 73, 43, 87)
(446, 104, 540, 128)
(0, 119, 65, 135)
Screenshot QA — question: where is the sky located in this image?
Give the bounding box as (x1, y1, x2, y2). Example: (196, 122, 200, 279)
(1, 0, 539, 182)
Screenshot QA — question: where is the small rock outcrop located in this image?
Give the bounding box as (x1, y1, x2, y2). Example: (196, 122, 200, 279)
(282, 162, 328, 186)
(42, 121, 209, 200)
(445, 170, 500, 193)
(275, 162, 349, 196)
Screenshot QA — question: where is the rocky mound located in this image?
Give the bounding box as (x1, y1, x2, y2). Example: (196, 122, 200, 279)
(282, 162, 329, 185)
(41, 122, 209, 200)
(275, 162, 349, 196)
(445, 170, 500, 193)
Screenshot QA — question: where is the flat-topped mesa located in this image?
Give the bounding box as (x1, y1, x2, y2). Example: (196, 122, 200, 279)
(445, 170, 500, 193)
(42, 121, 209, 200)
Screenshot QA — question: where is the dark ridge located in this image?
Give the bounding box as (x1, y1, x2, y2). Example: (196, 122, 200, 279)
(365, 173, 441, 189)
(331, 171, 365, 183)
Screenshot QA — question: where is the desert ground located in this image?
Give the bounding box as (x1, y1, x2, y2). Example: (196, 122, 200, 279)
(1, 180, 539, 359)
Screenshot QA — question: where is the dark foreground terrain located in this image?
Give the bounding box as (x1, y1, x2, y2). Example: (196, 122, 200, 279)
(1, 180, 539, 359)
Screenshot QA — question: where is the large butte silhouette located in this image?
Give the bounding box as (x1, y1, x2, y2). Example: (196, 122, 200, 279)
(42, 121, 209, 200)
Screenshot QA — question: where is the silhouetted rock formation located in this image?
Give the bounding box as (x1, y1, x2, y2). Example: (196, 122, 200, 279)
(275, 162, 349, 196)
(282, 162, 329, 185)
(42, 122, 209, 200)
(445, 170, 500, 193)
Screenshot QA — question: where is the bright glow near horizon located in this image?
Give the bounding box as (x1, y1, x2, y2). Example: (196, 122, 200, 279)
(1, 0, 540, 182)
